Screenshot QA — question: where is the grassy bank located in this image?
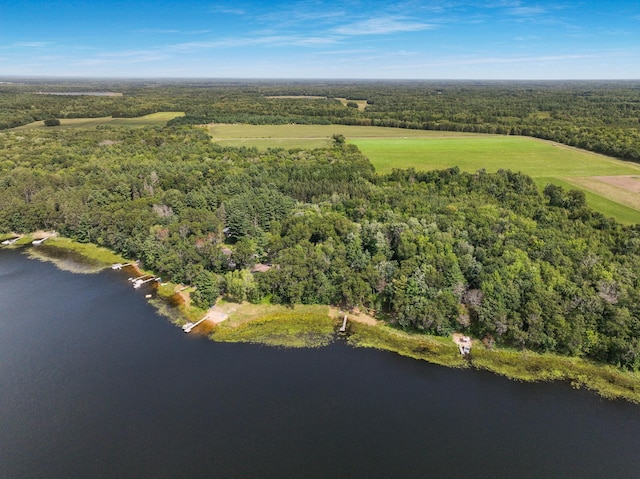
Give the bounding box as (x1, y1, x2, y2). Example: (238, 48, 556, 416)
(345, 321, 640, 403)
(470, 347, 640, 403)
(346, 321, 468, 368)
(22, 236, 128, 273)
(211, 305, 335, 348)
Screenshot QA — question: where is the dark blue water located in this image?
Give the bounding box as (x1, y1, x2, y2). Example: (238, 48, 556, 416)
(2, 248, 640, 478)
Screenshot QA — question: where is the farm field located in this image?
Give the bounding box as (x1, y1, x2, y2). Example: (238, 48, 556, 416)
(12, 111, 185, 130)
(208, 124, 483, 149)
(209, 124, 640, 224)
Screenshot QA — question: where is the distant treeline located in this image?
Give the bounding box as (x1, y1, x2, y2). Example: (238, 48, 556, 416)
(2, 125, 640, 370)
(2, 79, 640, 161)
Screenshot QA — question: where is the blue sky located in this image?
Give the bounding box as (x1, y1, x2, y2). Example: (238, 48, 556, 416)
(1, 0, 639, 79)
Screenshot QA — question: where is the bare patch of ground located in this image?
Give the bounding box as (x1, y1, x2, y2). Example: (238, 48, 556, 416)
(32, 230, 58, 239)
(592, 175, 640, 193)
(335, 98, 367, 111)
(452, 333, 472, 354)
(205, 304, 234, 323)
(565, 176, 640, 211)
(329, 306, 379, 326)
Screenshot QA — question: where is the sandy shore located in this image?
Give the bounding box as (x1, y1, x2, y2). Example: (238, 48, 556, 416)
(206, 308, 229, 323)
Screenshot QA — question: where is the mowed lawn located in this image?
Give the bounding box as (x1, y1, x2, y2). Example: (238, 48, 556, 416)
(210, 124, 640, 224)
(13, 112, 185, 130)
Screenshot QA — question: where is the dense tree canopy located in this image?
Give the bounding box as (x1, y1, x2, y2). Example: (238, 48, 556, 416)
(2, 123, 640, 371)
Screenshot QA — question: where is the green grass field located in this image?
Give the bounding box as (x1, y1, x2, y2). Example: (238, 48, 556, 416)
(352, 137, 640, 177)
(209, 124, 640, 224)
(13, 112, 185, 130)
(209, 124, 482, 147)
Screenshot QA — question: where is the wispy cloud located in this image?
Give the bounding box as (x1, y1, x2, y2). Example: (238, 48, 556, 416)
(134, 29, 211, 35)
(257, 7, 347, 29)
(426, 52, 614, 68)
(315, 49, 374, 56)
(209, 5, 247, 15)
(14, 42, 51, 48)
(506, 6, 547, 17)
(169, 34, 339, 52)
(332, 16, 436, 36)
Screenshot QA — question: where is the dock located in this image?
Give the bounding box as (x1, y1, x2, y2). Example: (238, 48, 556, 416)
(182, 315, 209, 333)
(339, 314, 348, 332)
(133, 276, 160, 288)
(111, 262, 134, 270)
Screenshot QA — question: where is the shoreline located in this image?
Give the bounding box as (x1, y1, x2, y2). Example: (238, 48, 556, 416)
(7, 233, 640, 404)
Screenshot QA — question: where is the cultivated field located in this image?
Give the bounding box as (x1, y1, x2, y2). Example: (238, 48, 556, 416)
(209, 124, 640, 224)
(12, 111, 185, 130)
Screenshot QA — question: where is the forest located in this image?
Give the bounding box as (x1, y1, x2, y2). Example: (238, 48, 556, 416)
(2, 110, 640, 371)
(2, 79, 640, 161)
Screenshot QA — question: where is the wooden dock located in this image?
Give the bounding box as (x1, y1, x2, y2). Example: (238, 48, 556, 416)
(183, 316, 209, 333)
(339, 314, 348, 332)
(1, 237, 19, 246)
(111, 262, 134, 270)
(133, 276, 159, 288)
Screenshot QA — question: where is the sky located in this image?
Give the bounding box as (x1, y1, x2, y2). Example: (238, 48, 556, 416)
(1, 0, 639, 79)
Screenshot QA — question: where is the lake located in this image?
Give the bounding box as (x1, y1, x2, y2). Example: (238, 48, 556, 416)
(1, 247, 640, 478)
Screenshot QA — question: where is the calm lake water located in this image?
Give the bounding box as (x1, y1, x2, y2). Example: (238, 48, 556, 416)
(2, 248, 640, 478)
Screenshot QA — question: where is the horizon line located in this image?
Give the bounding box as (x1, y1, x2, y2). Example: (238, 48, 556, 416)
(2, 75, 640, 82)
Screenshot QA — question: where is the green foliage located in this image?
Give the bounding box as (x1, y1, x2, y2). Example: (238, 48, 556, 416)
(44, 118, 60, 127)
(347, 322, 467, 368)
(4, 81, 640, 377)
(332, 133, 346, 146)
(192, 270, 220, 309)
(211, 310, 335, 348)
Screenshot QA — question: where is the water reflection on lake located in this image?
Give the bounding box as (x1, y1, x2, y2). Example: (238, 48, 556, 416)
(1, 248, 639, 478)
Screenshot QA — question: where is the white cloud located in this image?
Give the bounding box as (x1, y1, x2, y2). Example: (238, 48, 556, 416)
(332, 16, 436, 36)
(315, 49, 373, 55)
(168, 34, 339, 52)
